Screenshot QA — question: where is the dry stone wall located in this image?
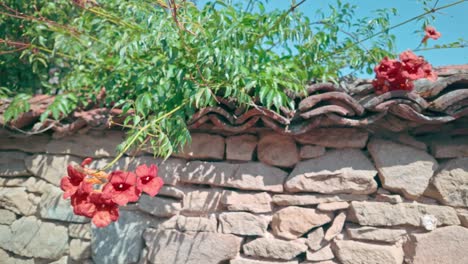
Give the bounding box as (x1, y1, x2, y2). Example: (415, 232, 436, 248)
(0, 128, 467, 264)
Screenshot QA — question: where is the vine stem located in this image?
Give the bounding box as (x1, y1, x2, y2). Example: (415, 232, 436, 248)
(100, 101, 188, 171)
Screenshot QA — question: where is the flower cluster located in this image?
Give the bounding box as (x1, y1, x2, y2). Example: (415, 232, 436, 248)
(60, 158, 163, 227)
(372, 50, 437, 94)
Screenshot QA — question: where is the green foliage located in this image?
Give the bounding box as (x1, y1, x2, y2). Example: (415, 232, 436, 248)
(0, 0, 465, 160)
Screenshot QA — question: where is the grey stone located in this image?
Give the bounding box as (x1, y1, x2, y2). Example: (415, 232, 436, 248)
(403, 226, 468, 264)
(272, 194, 367, 206)
(0, 131, 49, 153)
(0, 187, 36, 215)
(176, 215, 217, 232)
(25, 154, 82, 186)
(306, 244, 334, 261)
(158, 186, 185, 199)
(295, 128, 368, 149)
(137, 195, 181, 217)
(272, 206, 333, 240)
(70, 239, 91, 260)
(306, 227, 325, 251)
(0, 209, 16, 225)
(368, 139, 438, 199)
(219, 212, 269, 236)
(46, 130, 124, 157)
(0, 216, 68, 259)
(324, 212, 346, 241)
(430, 157, 468, 207)
(333, 240, 404, 264)
(348, 201, 460, 227)
(143, 229, 241, 264)
(299, 145, 326, 160)
(243, 237, 307, 260)
(179, 161, 287, 192)
(222, 191, 272, 213)
(431, 136, 468, 158)
(39, 186, 89, 223)
(226, 134, 258, 161)
(0, 248, 34, 264)
(457, 209, 468, 227)
(92, 210, 160, 264)
(257, 133, 299, 168)
(285, 149, 377, 194)
(230, 257, 299, 264)
(182, 189, 225, 215)
(0, 152, 30, 177)
(173, 133, 225, 160)
(22, 177, 54, 194)
(317, 202, 349, 212)
(346, 226, 407, 243)
(69, 223, 92, 240)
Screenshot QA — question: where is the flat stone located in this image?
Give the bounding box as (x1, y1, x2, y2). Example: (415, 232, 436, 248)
(137, 195, 181, 217)
(295, 128, 368, 148)
(176, 214, 217, 232)
(301, 261, 337, 264)
(457, 209, 468, 227)
(0, 248, 34, 264)
(317, 202, 349, 212)
(0, 209, 16, 225)
(368, 139, 438, 199)
(324, 212, 346, 241)
(333, 240, 404, 264)
(272, 194, 367, 206)
(243, 237, 307, 260)
(306, 244, 334, 261)
(306, 227, 325, 251)
(226, 134, 258, 161)
(285, 149, 377, 194)
(0, 152, 30, 177)
(25, 154, 82, 186)
(431, 136, 468, 158)
(299, 145, 326, 160)
(173, 133, 225, 160)
(144, 229, 241, 264)
(0, 177, 27, 187)
(69, 223, 91, 240)
(0, 131, 49, 153)
(70, 239, 91, 260)
(376, 193, 404, 204)
(179, 161, 287, 192)
(92, 210, 160, 264)
(158, 186, 185, 199)
(257, 133, 299, 168)
(22, 177, 54, 194)
(0, 187, 36, 215)
(219, 212, 269, 236)
(39, 186, 88, 223)
(0, 216, 68, 259)
(182, 189, 225, 215)
(346, 226, 407, 243)
(271, 206, 333, 240)
(403, 226, 468, 264)
(222, 191, 272, 213)
(46, 130, 124, 158)
(348, 201, 460, 227)
(230, 257, 299, 264)
(430, 158, 468, 207)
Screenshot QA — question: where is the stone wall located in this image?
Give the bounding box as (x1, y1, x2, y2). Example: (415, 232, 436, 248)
(0, 128, 467, 264)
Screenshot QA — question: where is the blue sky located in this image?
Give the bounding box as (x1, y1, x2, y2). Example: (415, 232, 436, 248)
(197, 0, 468, 70)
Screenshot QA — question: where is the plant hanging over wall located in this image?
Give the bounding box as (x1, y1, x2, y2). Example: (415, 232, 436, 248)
(1, 0, 466, 226)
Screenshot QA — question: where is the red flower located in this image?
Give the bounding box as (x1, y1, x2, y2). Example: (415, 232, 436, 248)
(70, 184, 96, 218)
(102, 170, 140, 206)
(422, 26, 441, 43)
(88, 192, 119, 227)
(135, 164, 164, 197)
(60, 165, 86, 199)
(81, 157, 93, 167)
(374, 57, 402, 82)
(422, 63, 438, 82)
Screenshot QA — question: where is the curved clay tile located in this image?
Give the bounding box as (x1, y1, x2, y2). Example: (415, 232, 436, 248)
(390, 104, 455, 124)
(428, 89, 468, 112)
(298, 92, 364, 115)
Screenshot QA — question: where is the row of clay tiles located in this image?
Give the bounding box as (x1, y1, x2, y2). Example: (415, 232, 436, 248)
(1, 65, 467, 136)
